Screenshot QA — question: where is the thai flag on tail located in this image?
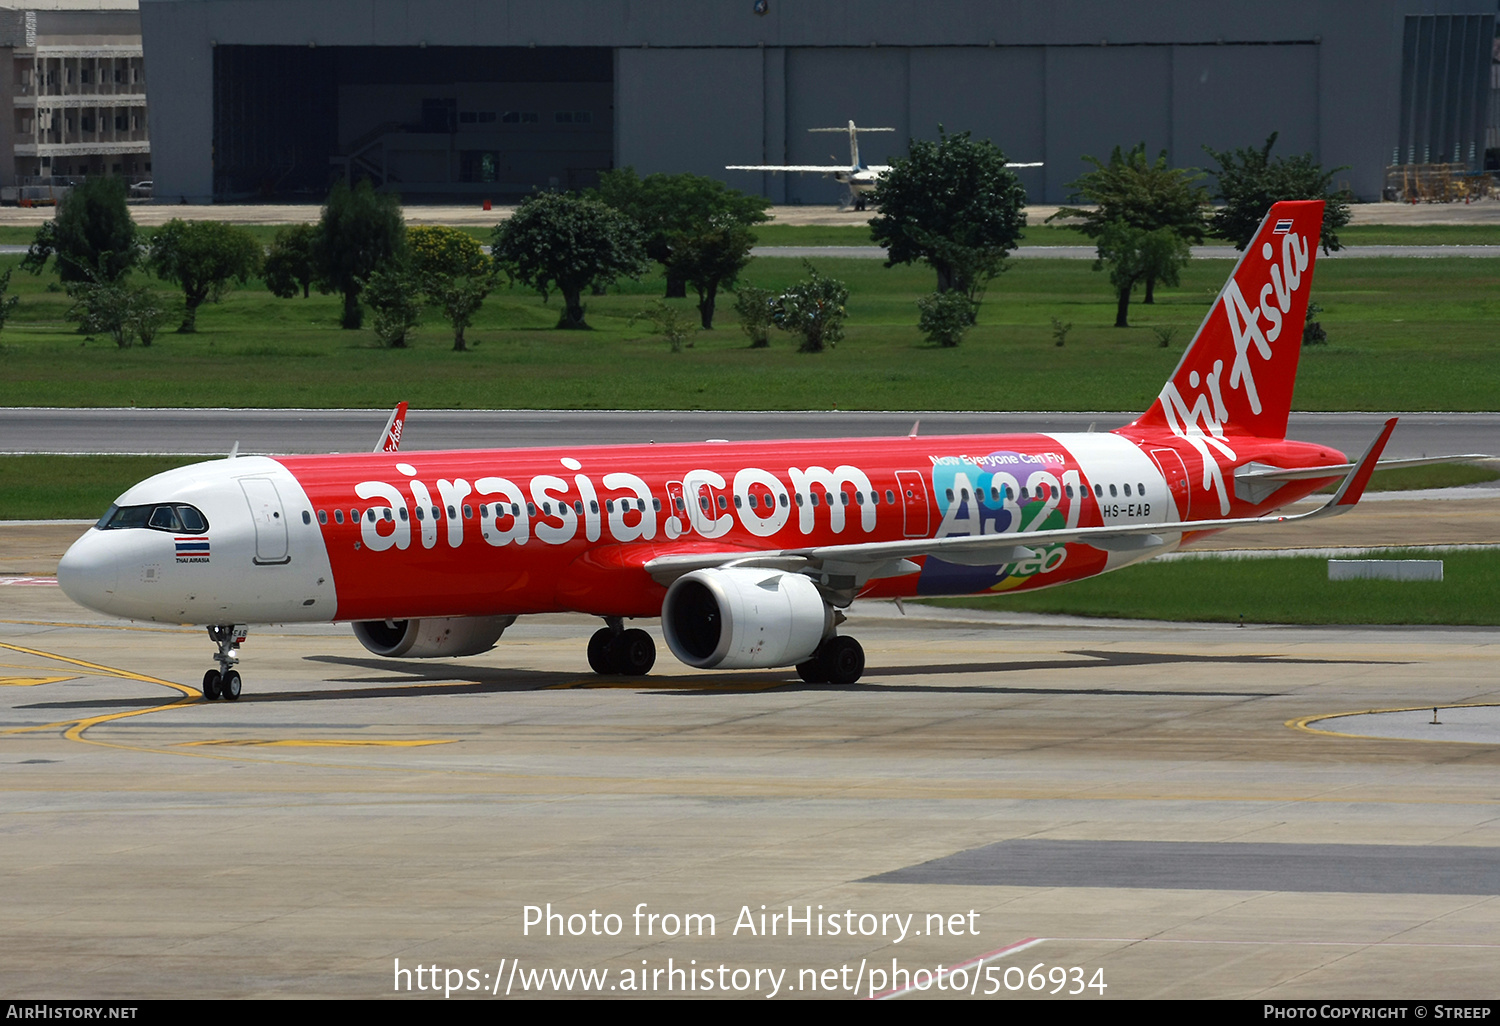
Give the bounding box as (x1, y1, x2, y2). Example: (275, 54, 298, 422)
(1273, 218, 1294, 234)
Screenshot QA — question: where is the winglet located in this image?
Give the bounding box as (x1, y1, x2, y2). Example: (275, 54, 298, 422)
(375, 402, 408, 453)
(1328, 417, 1398, 509)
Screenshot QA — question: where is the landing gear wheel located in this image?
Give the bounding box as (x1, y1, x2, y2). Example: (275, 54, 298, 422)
(220, 670, 242, 701)
(202, 669, 222, 700)
(613, 628, 656, 677)
(795, 659, 827, 684)
(817, 636, 865, 686)
(587, 628, 617, 674)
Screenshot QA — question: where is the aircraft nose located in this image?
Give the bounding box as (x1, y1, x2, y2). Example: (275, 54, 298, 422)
(57, 529, 121, 614)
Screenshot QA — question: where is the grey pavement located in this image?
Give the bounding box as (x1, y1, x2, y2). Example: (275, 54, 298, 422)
(1, 408, 1495, 465)
(752, 244, 1500, 260)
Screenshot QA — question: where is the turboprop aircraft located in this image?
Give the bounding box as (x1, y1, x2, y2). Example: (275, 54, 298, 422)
(726, 120, 1042, 210)
(60, 201, 1454, 701)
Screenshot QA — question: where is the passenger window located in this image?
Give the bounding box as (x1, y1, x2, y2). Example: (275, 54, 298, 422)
(302, 510, 312, 524)
(1093, 484, 1103, 498)
(1109, 484, 1118, 497)
(1123, 484, 1132, 497)
(317, 510, 327, 525)
(653, 498, 662, 512)
(886, 490, 895, 504)
(463, 505, 472, 519)
(717, 495, 728, 510)
(334, 509, 344, 524)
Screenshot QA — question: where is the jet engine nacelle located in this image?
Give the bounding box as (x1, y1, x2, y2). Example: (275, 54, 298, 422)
(351, 615, 517, 658)
(661, 568, 831, 670)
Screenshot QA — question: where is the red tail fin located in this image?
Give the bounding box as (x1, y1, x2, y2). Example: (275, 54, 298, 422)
(1132, 200, 1323, 441)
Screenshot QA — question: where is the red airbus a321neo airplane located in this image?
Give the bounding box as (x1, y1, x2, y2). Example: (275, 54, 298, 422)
(58, 201, 1414, 700)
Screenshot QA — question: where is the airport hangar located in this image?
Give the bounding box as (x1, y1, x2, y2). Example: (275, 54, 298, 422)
(139, 0, 1495, 206)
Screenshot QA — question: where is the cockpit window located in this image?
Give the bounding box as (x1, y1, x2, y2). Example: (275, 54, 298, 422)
(99, 503, 210, 534)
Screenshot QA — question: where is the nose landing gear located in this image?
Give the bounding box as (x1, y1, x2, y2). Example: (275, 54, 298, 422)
(202, 624, 247, 701)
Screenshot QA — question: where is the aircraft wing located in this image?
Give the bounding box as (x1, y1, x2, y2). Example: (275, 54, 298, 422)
(1236, 453, 1494, 483)
(725, 164, 854, 173)
(645, 419, 1398, 586)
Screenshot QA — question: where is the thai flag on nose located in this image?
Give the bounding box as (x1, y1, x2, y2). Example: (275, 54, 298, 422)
(1273, 218, 1294, 235)
(175, 537, 210, 557)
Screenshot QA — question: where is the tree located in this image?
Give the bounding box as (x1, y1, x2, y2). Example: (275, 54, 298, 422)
(673, 223, 758, 329)
(22, 176, 138, 283)
(1204, 133, 1352, 253)
(630, 299, 695, 353)
(592, 169, 769, 305)
(1094, 222, 1189, 328)
(146, 219, 262, 333)
(733, 285, 776, 348)
(869, 128, 1027, 306)
(361, 266, 423, 349)
(264, 223, 317, 299)
(1049, 143, 1208, 303)
(65, 277, 168, 348)
(0, 270, 20, 336)
(490, 192, 647, 330)
(772, 264, 848, 353)
(916, 290, 976, 347)
(408, 225, 495, 351)
(311, 179, 406, 329)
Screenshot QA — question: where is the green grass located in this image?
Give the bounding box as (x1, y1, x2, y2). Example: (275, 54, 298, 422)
(922, 548, 1500, 625)
(1326, 463, 1499, 492)
(0, 454, 203, 520)
(2, 246, 1500, 412)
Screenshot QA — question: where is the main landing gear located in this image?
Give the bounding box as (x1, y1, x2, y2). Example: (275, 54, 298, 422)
(587, 617, 656, 676)
(202, 624, 247, 701)
(796, 635, 865, 686)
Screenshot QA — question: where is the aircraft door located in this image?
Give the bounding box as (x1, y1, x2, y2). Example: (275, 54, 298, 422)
(1149, 448, 1191, 522)
(664, 480, 690, 537)
(896, 471, 930, 538)
(240, 478, 290, 565)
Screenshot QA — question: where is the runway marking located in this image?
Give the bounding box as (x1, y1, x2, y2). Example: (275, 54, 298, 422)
(174, 738, 455, 748)
(0, 675, 76, 687)
(0, 577, 57, 587)
(0, 640, 200, 744)
(1288, 702, 1500, 744)
(873, 936, 1046, 1000)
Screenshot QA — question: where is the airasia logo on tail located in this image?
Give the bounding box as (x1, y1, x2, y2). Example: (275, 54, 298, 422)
(1133, 200, 1323, 514)
(1221, 229, 1311, 417)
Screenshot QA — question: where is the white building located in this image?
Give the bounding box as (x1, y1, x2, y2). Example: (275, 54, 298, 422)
(0, 0, 148, 198)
